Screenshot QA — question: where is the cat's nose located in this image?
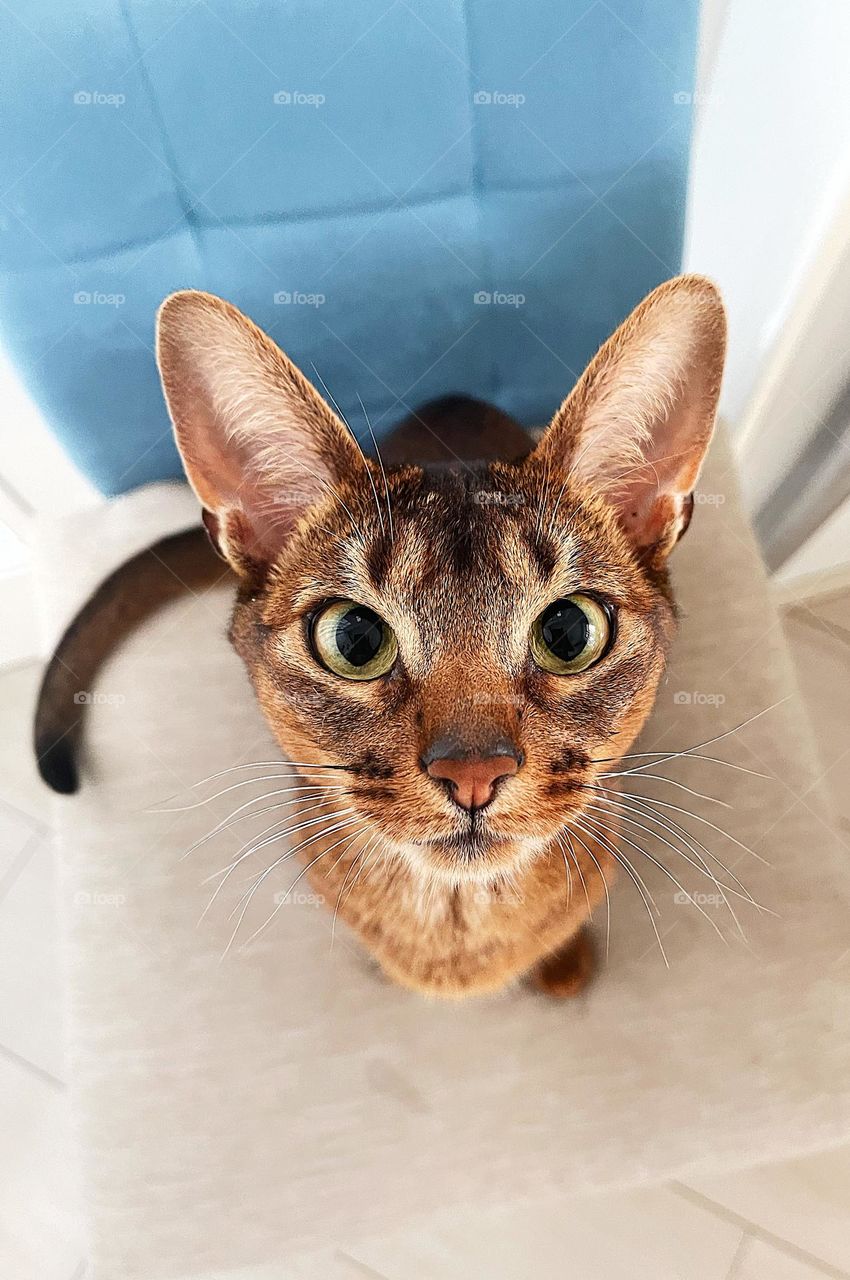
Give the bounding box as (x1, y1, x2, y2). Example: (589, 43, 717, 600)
(422, 739, 521, 811)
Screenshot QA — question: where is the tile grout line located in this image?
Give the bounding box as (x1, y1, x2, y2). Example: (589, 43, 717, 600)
(723, 1231, 754, 1280)
(0, 1036, 66, 1090)
(671, 1182, 850, 1280)
(0, 828, 43, 904)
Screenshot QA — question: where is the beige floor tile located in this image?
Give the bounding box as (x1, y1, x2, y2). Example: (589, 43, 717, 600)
(733, 1237, 838, 1279)
(287, 1187, 745, 1280)
(0, 836, 65, 1080)
(0, 1057, 84, 1280)
(687, 1146, 850, 1274)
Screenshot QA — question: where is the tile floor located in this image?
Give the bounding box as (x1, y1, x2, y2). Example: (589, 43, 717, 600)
(1, 589, 849, 1280)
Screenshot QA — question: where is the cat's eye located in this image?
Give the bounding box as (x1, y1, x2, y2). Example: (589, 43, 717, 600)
(530, 594, 613, 675)
(310, 600, 398, 681)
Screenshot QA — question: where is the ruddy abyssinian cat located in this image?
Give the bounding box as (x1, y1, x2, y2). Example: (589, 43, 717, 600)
(36, 274, 726, 999)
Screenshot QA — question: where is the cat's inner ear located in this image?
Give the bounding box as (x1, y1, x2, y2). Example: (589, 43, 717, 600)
(532, 274, 726, 557)
(156, 290, 362, 575)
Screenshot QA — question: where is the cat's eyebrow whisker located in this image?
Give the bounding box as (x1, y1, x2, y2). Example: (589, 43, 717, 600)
(569, 816, 670, 968)
(591, 783, 772, 868)
(578, 809, 728, 948)
(356, 392, 394, 545)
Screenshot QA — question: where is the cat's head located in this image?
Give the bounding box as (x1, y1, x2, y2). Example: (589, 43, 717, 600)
(156, 277, 725, 885)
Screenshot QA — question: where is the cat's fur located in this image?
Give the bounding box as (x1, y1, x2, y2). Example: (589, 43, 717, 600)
(35, 275, 726, 998)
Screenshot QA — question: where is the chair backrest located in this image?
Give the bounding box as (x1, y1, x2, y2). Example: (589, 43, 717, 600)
(0, 0, 699, 495)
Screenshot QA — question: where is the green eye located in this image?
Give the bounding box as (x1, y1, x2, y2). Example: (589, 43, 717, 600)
(531, 594, 613, 675)
(311, 600, 398, 681)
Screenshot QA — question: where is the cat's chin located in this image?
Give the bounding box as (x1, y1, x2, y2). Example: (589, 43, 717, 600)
(401, 830, 548, 885)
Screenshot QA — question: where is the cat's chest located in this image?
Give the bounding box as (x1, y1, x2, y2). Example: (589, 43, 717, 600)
(306, 843, 612, 997)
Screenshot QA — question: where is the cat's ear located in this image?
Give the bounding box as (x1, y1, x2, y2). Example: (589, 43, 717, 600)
(531, 274, 726, 558)
(156, 290, 361, 576)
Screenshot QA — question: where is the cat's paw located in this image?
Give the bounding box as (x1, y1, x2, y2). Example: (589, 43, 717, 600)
(528, 927, 595, 998)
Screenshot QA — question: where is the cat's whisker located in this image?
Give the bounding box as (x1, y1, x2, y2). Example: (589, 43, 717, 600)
(184, 784, 346, 857)
(219, 814, 363, 957)
(231, 813, 360, 911)
(596, 771, 732, 808)
(599, 754, 768, 781)
(569, 816, 670, 968)
(555, 830, 591, 918)
(331, 833, 379, 944)
(600, 700, 789, 779)
(591, 784, 772, 868)
(195, 794, 347, 881)
(153, 771, 345, 814)
(552, 831, 574, 908)
(586, 794, 752, 908)
(560, 827, 610, 960)
(240, 823, 372, 951)
(587, 786, 773, 916)
(577, 810, 728, 946)
(181, 787, 346, 859)
(203, 806, 353, 893)
(156, 755, 356, 802)
(581, 798, 750, 941)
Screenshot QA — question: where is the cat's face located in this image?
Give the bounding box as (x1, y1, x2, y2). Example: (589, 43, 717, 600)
(157, 277, 725, 885)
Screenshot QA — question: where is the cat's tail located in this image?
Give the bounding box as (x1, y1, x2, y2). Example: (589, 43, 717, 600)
(34, 526, 227, 794)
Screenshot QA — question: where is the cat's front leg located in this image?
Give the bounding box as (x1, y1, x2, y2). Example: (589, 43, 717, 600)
(527, 925, 596, 998)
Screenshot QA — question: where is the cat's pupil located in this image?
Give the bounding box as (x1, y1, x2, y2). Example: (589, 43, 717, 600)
(336, 607, 384, 667)
(541, 601, 589, 662)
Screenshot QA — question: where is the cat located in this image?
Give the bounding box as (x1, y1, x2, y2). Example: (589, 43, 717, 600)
(35, 274, 726, 998)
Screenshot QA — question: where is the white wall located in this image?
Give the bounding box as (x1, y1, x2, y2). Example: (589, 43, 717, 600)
(685, 0, 850, 512)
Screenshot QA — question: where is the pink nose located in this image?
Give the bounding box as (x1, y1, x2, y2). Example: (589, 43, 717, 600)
(426, 755, 519, 811)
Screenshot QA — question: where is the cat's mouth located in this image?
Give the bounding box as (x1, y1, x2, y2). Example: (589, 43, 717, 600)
(422, 829, 512, 858)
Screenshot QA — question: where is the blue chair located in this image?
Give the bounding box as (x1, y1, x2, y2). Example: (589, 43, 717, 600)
(0, 0, 699, 495)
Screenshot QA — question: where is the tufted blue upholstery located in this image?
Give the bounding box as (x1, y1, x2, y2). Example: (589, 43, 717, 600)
(0, 0, 699, 495)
